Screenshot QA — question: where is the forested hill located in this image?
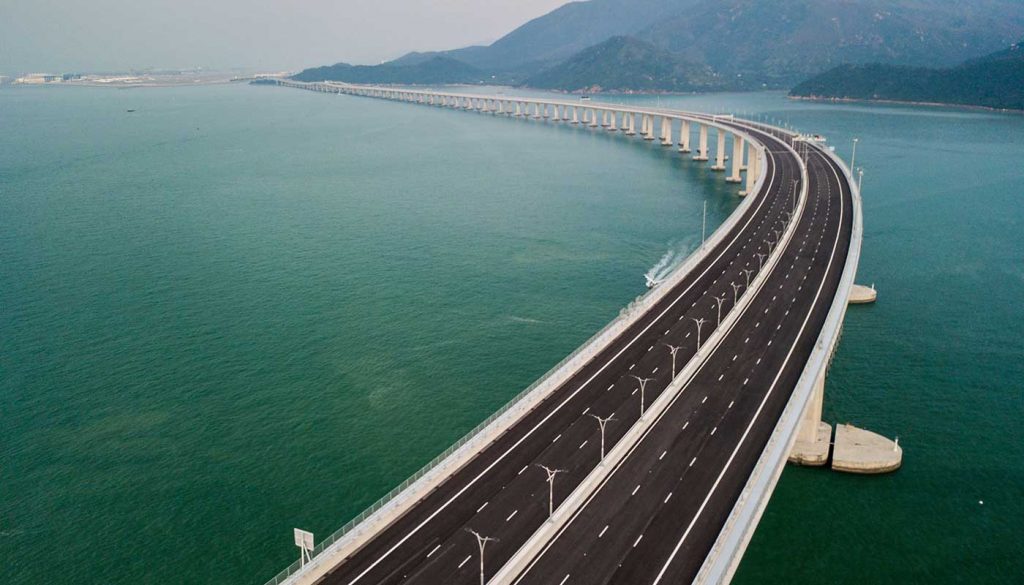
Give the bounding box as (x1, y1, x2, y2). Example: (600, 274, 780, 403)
(790, 42, 1024, 111)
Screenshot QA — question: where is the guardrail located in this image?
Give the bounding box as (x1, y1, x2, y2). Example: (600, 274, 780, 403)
(260, 83, 772, 585)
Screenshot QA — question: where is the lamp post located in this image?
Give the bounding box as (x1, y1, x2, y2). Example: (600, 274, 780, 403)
(465, 529, 498, 585)
(731, 281, 743, 305)
(701, 200, 707, 248)
(850, 137, 859, 172)
(665, 344, 683, 378)
(742, 268, 754, 288)
(588, 413, 616, 463)
(858, 168, 864, 193)
(713, 294, 726, 327)
(755, 252, 766, 270)
(536, 464, 566, 520)
(691, 317, 708, 350)
(631, 375, 654, 418)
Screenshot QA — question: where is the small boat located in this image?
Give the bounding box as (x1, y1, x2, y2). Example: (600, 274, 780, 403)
(126, 109, 136, 113)
(580, 95, 591, 101)
(645, 275, 662, 289)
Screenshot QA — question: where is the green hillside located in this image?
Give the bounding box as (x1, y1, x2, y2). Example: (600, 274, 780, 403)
(291, 56, 484, 85)
(790, 41, 1024, 110)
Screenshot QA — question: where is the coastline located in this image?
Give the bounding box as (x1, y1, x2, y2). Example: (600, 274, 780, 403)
(789, 94, 1024, 115)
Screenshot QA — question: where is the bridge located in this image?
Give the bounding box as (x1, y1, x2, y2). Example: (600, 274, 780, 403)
(259, 80, 894, 585)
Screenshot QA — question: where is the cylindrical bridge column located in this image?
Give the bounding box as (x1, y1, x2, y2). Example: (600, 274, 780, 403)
(589, 109, 599, 127)
(608, 111, 618, 131)
(740, 142, 759, 196)
(643, 115, 655, 141)
(679, 120, 691, 153)
(660, 117, 673, 146)
(712, 128, 727, 171)
(727, 134, 744, 183)
(694, 124, 709, 161)
(624, 112, 636, 135)
(571, 107, 580, 124)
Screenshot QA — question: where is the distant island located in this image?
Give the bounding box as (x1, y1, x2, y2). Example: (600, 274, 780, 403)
(288, 0, 1024, 94)
(790, 41, 1024, 111)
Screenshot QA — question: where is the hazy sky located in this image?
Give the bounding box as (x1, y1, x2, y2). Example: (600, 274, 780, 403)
(0, 0, 570, 74)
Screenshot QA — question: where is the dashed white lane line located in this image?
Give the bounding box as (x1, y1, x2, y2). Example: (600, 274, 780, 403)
(629, 363, 636, 370)
(427, 544, 441, 558)
(717, 374, 724, 381)
(683, 421, 689, 430)
(664, 492, 673, 503)
(579, 440, 588, 449)
(689, 457, 697, 467)
(506, 509, 518, 522)
(633, 534, 644, 547)
(458, 555, 471, 569)
(553, 434, 562, 443)
(632, 485, 641, 496)
(477, 501, 489, 513)
(582, 407, 590, 415)
(519, 465, 528, 475)
(659, 450, 667, 460)
(652, 367, 658, 373)
(743, 378, 749, 385)
(701, 396, 708, 404)
(559, 575, 570, 585)
(711, 427, 717, 436)
(607, 384, 614, 391)
(599, 525, 609, 538)
(728, 400, 734, 409)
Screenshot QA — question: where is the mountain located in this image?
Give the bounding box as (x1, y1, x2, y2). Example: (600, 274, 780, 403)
(524, 36, 726, 92)
(293, 0, 1024, 89)
(789, 41, 1024, 110)
(291, 56, 484, 85)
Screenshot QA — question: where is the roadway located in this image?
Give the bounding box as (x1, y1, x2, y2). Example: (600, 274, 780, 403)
(305, 102, 828, 585)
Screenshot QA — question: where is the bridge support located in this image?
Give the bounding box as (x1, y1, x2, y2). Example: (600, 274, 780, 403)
(739, 142, 758, 196)
(694, 124, 709, 161)
(711, 128, 727, 171)
(679, 120, 691, 153)
(608, 111, 618, 131)
(727, 135, 744, 183)
(788, 368, 831, 466)
(624, 112, 635, 135)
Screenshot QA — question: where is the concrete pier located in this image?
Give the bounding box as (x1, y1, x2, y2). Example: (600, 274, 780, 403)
(694, 124, 709, 160)
(711, 129, 727, 171)
(832, 424, 902, 474)
(849, 284, 877, 304)
(661, 116, 673, 146)
(679, 120, 691, 153)
(727, 135, 744, 183)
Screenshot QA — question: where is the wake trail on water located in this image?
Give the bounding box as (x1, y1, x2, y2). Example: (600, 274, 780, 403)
(644, 241, 694, 285)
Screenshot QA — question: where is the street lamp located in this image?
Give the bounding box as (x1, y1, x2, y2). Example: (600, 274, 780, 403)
(755, 252, 766, 270)
(536, 464, 566, 520)
(713, 294, 726, 327)
(631, 375, 654, 418)
(465, 529, 498, 585)
(850, 137, 859, 171)
(665, 344, 683, 378)
(691, 317, 708, 350)
(588, 413, 616, 463)
(742, 268, 754, 288)
(701, 200, 708, 248)
(857, 168, 864, 193)
(731, 281, 743, 305)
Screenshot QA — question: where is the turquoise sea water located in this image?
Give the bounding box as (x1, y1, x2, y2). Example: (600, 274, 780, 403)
(1, 84, 1021, 584)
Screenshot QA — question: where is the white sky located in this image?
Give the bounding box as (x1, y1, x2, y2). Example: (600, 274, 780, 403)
(0, 0, 570, 74)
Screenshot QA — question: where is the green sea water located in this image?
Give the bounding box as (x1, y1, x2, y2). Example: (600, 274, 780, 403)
(1, 84, 1021, 584)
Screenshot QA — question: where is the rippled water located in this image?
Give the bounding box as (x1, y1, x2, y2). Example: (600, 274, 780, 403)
(1, 84, 1020, 584)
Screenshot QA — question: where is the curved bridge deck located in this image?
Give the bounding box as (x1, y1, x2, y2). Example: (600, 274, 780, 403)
(260, 82, 860, 585)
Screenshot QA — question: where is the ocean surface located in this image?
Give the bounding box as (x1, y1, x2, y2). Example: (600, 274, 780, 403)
(1, 84, 1020, 584)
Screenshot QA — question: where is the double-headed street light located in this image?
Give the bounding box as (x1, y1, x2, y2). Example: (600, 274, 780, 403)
(691, 317, 708, 350)
(665, 344, 683, 378)
(713, 294, 726, 327)
(631, 375, 654, 418)
(742, 268, 754, 288)
(588, 413, 616, 463)
(731, 281, 743, 305)
(536, 464, 566, 520)
(465, 529, 498, 585)
(755, 252, 767, 270)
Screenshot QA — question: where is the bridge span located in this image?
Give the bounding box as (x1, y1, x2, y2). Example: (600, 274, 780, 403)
(260, 81, 864, 585)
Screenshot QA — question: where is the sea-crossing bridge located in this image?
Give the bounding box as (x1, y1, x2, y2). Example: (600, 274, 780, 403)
(259, 80, 879, 585)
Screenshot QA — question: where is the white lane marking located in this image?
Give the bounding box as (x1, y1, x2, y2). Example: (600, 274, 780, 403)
(629, 363, 636, 370)
(664, 492, 673, 503)
(607, 384, 614, 391)
(689, 457, 697, 467)
(659, 450, 667, 460)
(711, 427, 717, 436)
(728, 400, 734, 409)
(599, 525, 609, 538)
(427, 544, 441, 558)
(633, 534, 644, 547)
(579, 440, 588, 449)
(458, 555, 471, 569)
(717, 374, 724, 381)
(559, 575, 570, 585)
(553, 434, 562, 443)
(652, 367, 658, 373)
(652, 146, 847, 585)
(702, 396, 707, 404)
(506, 509, 518, 522)
(743, 378, 749, 385)
(683, 421, 689, 430)
(632, 485, 641, 496)
(519, 465, 528, 475)
(582, 407, 590, 415)
(477, 502, 488, 513)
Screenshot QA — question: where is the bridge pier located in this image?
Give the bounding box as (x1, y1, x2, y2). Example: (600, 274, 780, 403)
(624, 112, 635, 135)
(727, 135, 744, 183)
(588, 109, 599, 127)
(739, 142, 758, 196)
(694, 124, 709, 161)
(711, 128, 727, 171)
(679, 120, 691, 153)
(660, 116, 673, 146)
(608, 111, 618, 131)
